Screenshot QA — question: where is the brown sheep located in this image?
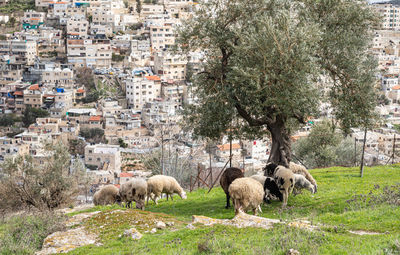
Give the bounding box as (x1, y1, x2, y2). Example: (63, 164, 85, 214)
(228, 177, 264, 215)
(93, 185, 121, 206)
(220, 167, 244, 209)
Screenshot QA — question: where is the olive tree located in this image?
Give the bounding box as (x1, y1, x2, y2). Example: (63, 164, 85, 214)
(179, 0, 378, 166)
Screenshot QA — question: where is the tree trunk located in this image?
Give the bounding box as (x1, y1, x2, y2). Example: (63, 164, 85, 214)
(267, 117, 291, 167)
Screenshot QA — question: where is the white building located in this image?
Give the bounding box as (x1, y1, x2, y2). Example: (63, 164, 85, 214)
(125, 76, 162, 110)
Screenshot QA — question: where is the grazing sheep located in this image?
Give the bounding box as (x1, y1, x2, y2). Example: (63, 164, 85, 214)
(264, 163, 294, 208)
(228, 177, 264, 215)
(263, 177, 283, 203)
(146, 175, 187, 205)
(119, 178, 147, 210)
(93, 185, 121, 206)
(220, 167, 244, 209)
(293, 174, 315, 195)
(289, 162, 317, 193)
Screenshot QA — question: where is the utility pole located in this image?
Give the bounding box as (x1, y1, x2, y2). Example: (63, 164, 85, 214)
(161, 124, 164, 175)
(229, 138, 232, 168)
(208, 143, 212, 187)
(392, 134, 396, 165)
(360, 128, 367, 178)
(354, 137, 357, 167)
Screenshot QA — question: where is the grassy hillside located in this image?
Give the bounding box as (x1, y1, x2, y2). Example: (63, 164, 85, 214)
(67, 165, 400, 255)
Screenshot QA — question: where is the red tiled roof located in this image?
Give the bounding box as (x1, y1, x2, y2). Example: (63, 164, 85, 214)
(14, 91, 23, 96)
(145, 75, 161, 81)
(77, 88, 85, 93)
(392, 85, 400, 90)
(120, 172, 134, 178)
(89, 115, 101, 121)
(28, 84, 39, 90)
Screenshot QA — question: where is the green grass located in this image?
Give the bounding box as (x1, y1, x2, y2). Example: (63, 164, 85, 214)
(65, 165, 400, 254)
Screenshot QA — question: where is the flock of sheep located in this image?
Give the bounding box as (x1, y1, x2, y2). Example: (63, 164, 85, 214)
(223, 162, 317, 215)
(92, 162, 317, 216)
(93, 174, 187, 210)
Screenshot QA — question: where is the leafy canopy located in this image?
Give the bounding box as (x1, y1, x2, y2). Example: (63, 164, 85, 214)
(179, 0, 378, 140)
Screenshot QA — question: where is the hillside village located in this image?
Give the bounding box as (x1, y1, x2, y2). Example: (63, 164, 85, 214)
(0, 0, 399, 201)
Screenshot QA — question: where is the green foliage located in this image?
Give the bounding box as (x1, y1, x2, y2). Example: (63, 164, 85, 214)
(79, 91, 100, 104)
(0, 143, 84, 211)
(0, 213, 66, 255)
(76, 67, 95, 90)
(79, 128, 105, 144)
(0, 0, 35, 14)
(22, 106, 49, 127)
(118, 138, 128, 148)
(111, 53, 125, 62)
(293, 120, 361, 168)
(136, 0, 142, 14)
(178, 0, 378, 164)
(69, 139, 86, 155)
(0, 114, 16, 126)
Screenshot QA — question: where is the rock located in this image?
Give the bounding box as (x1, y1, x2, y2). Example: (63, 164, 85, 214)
(166, 221, 174, 227)
(150, 228, 157, 233)
(123, 228, 143, 240)
(287, 249, 300, 255)
(156, 221, 166, 229)
(186, 224, 195, 230)
(35, 227, 97, 255)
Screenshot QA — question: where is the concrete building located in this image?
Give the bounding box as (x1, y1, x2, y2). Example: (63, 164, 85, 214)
(0, 40, 37, 65)
(84, 144, 121, 172)
(67, 38, 112, 68)
(373, 3, 400, 30)
(125, 76, 162, 110)
(153, 52, 187, 82)
(67, 16, 89, 37)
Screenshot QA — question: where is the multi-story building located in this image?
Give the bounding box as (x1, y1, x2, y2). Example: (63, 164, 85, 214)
(23, 84, 43, 109)
(125, 76, 162, 110)
(150, 21, 175, 50)
(373, 3, 400, 30)
(0, 40, 37, 65)
(153, 52, 187, 82)
(67, 16, 89, 37)
(0, 137, 30, 162)
(67, 38, 112, 68)
(42, 67, 74, 88)
(23, 10, 46, 29)
(84, 144, 121, 172)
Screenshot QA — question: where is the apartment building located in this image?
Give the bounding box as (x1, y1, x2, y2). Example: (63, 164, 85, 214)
(24, 84, 43, 109)
(0, 40, 37, 65)
(150, 22, 175, 50)
(67, 16, 89, 37)
(23, 10, 46, 29)
(153, 52, 187, 82)
(0, 137, 29, 162)
(42, 67, 74, 88)
(125, 76, 161, 110)
(84, 144, 121, 172)
(67, 38, 112, 68)
(373, 3, 400, 30)
(49, 89, 74, 117)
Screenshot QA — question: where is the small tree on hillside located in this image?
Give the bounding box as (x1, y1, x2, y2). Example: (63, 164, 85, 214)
(179, 0, 378, 167)
(22, 106, 49, 127)
(76, 67, 95, 90)
(0, 143, 86, 211)
(136, 0, 142, 15)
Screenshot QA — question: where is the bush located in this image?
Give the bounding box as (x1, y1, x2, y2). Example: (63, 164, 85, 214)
(0, 114, 15, 126)
(79, 91, 100, 104)
(292, 120, 361, 168)
(22, 106, 49, 128)
(0, 143, 87, 212)
(79, 128, 105, 144)
(112, 53, 125, 62)
(0, 213, 66, 255)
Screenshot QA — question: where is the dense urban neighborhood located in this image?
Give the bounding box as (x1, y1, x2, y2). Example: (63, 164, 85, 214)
(0, 0, 400, 254)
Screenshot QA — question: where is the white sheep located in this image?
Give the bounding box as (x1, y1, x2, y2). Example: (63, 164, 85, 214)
(93, 184, 121, 206)
(228, 177, 264, 215)
(119, 178, 147, 210)
(293, 174, 315, 195)
(289, 162, 317, 192)
(250, 174, 267, 186)
(146, 175, 187, 205)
